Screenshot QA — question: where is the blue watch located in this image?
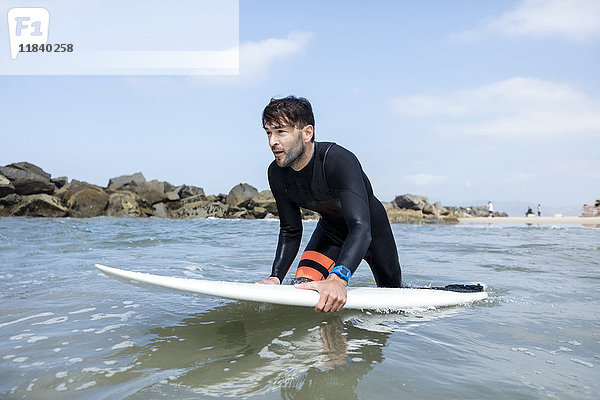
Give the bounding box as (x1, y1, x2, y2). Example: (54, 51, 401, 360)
(330, 265, 351, 284)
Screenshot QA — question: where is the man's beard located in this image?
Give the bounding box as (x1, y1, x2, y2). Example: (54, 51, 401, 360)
(276, 138, 306, 168)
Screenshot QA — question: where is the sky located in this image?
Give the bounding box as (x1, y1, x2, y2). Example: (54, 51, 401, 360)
(2, 0, 599, 215)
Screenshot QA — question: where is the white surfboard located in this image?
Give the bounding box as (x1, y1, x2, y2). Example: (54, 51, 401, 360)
(95, 264, 488, 311)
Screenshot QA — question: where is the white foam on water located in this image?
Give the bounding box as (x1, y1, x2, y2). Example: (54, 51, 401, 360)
(3, 355, 15, 360)
(124, 304, 140, 309)
(67, 358, 83, 365)
(53, 348, 62, 352)
(75, 381, 97, 391)
(95, 324, 124, 334)
(55, 383, 68, 392)
(0, 312, 54, 328)
(55, 371, 68, 378)
(570, 358, 594, 368)
(511, 347, 535, 357)
(90, 311, 134, 322)
(94, 348, 103, 351)
(558, 346, 573, 352)
(258, 346, 281, 359)
(111, 340, 136, 350)
(14, 345, 22, 349)
(26, 379, 37, 392)
(279, 330, 294, 337)
(13, 357, 28, 363)
(123, 301, 133, 305)
(31, 316, 68, 325)
(9, 333, 34, 340)
(103, 360, 118, 365)
(61, 342, 69, 345)
(82, 367, 104, 373)
(69, 308, 96, 315)
(27, 336, 48, 343)
(82, 328, 95, 333)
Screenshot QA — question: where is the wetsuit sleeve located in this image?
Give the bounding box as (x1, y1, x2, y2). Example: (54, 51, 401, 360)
(326, 148, 372, 275)
(268, 164, 302, 282)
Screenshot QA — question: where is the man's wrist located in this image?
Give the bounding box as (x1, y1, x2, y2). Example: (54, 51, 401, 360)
(329, 265, 351, 286)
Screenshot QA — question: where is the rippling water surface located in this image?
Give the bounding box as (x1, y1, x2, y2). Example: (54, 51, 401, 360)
(1, 217, 598, 399)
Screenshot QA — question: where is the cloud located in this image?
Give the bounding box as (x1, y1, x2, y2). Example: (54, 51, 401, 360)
(188, 31, 314, 85)
(453, 0, 600, 42)
(404, 173, 443, 186)
(124, 31, 314, 91)
(390, 77, 600, 139)
(240, 31, 314, 80)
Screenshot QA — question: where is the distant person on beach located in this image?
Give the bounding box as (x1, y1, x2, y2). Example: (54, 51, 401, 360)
(487, 201, 494, 218)
(526, 207, 534, 217)
(257, 96, 402, 313)
(537, 204, 541, 217)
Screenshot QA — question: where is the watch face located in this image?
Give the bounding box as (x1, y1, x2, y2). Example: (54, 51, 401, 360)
(340, 266, 350, 276)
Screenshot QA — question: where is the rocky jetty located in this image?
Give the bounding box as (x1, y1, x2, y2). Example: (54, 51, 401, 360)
(0, 162, 503, 223)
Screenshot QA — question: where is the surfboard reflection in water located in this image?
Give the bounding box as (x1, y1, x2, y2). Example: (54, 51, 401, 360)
(106, 299, 461, 399)
(112, 302, 379, 398)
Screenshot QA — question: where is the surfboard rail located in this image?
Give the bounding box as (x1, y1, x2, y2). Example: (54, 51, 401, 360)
(95, 264, 488, 311)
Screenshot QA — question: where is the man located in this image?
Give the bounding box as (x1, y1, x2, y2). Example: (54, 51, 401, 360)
(487, 201, 494, 218)
(257, 96, 402, 312)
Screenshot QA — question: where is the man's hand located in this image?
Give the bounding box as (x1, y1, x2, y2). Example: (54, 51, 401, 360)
(296, 274, 347, 312)
(257, 276, 281, 285)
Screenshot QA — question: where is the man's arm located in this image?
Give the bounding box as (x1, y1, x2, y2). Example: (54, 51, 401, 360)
(326, 147, 372, 274)
(258, 164, 303, 284)
(297, 146, 372, 312)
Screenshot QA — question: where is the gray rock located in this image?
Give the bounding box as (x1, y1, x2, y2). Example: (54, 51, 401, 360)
(422, 203, 436, 216)
(66, 188, 109, 217)
(179, 185, 205, 199)
(258, 190, 274, 201)
(231, 209, 255, 219)
(175, 201, 229, 219)
(135, 180, 169, 205)
(0, 165, 55, 195)
(106, 192, 143, 217)
(226, 183, 259, 207)
(166, 191, 180, 201)
(433, 201, 449, 216)
(153, 203, 169, 218)
(165, 185, 183, 201)
(0, 193, 20, 205)
(0, 193, 21, 217)
(393, 193, 430, 211)
(108, 172, 146, 190)
(180, 194, 209, 204)
(6, 162, 51, 180)
(55, 180, 105, 203)
(51, 176, 68, 189)
(251, 206, 268, 219)
(0, 174, 15, 198)
(12, 194, 68, 217)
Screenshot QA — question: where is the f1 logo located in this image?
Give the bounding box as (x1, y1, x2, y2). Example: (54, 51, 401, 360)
(8, 8, 50, 60)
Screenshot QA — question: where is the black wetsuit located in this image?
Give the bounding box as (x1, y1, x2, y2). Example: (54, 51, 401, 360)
(268, 141, 402, 287)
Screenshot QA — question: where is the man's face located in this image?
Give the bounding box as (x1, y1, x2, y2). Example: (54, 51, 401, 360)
(264, 123, 306, 168)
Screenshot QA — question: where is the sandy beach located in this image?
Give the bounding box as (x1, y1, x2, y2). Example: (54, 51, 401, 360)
(459, 216, 600, 225)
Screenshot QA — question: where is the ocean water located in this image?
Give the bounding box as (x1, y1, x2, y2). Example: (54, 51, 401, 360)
(0, 217, 598, 399)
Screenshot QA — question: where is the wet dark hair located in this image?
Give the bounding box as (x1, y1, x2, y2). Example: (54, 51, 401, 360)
(262, 96, 315, 142)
